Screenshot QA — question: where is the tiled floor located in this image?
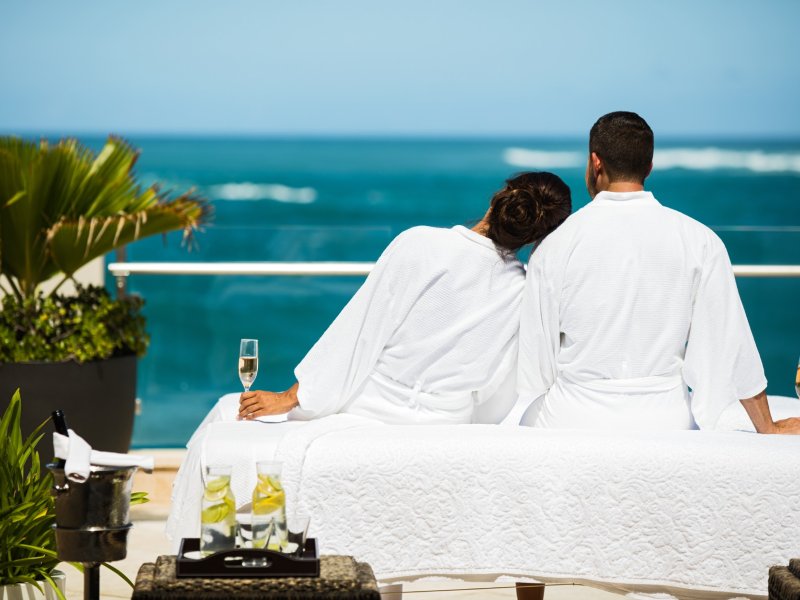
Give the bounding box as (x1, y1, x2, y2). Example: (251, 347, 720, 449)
(59, 450, 626, 600)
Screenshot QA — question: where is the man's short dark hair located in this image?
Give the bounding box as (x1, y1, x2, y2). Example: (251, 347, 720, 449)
(589, 111, 654, 183)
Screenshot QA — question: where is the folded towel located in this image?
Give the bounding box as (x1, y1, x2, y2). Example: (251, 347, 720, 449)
(53, 430, 155, 482)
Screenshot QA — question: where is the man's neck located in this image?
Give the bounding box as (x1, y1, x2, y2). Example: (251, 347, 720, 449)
(605, 181, 644, 193)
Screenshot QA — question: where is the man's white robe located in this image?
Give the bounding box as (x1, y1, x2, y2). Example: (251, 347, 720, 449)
(293, 225, 524, 425)
(518, 190, 767, 430)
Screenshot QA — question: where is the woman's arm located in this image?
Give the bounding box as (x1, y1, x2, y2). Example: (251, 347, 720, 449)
(238, 382, 299, 420)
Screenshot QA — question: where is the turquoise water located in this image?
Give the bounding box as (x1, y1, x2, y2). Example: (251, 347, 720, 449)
(92, 137, 800, 447)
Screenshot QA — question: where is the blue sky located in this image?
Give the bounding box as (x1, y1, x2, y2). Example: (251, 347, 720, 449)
(1, 0, 798, 137)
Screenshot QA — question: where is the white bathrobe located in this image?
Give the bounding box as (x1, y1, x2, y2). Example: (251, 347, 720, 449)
(293, 225, 524, 425)
(518, 190, 767, 430)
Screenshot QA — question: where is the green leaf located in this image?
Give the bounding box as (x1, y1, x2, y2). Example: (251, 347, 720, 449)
(101, 561, 134, 588)
(130, 491, 150, 505)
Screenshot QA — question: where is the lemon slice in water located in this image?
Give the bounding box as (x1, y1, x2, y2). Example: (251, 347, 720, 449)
(256, 474, 283, 495)
(203, 476, 230, 502)
(201, 502, 231, 524)
(253, 490, 285, 514)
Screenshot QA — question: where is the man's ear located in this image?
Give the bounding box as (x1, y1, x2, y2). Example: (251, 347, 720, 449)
(590, 152, 603, 175)
(645, 161, 653, 179)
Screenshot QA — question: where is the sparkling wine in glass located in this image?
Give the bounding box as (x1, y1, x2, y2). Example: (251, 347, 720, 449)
(239, 338, 258, 392)
(795, 355, 800, 399)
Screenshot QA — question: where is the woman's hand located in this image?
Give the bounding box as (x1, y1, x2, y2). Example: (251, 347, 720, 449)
(239, 384, 299, 420)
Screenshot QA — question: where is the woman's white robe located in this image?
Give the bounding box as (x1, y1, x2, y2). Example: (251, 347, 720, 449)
(293, 225, 524, 425)
(292, 226, 525, 423)
(518, 191, 767, 430)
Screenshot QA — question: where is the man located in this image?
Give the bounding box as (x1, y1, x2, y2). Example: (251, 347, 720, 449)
(518, 111, 800, 433)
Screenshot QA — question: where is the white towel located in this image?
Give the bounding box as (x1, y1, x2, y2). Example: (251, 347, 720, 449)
(53, 430, 154, 482)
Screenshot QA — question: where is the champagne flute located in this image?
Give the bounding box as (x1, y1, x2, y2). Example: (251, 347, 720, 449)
(239, 339, 258, 392)
(795, 355, 800, 399)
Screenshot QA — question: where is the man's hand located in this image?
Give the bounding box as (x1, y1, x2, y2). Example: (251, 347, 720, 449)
(239, 383, 299, 420)
(740, 390, 800, 434)
(771, 417, 800, 435)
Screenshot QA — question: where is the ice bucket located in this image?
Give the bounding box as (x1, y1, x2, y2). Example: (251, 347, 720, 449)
(48, 464, 137, 563)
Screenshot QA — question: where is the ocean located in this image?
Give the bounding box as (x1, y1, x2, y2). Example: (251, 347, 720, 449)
(91, 137, 800, 448)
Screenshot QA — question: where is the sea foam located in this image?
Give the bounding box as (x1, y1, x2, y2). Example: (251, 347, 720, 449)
(504, 147, 800, 174)
(503, 148, 583, 169)
(653, 148, 800, 173)
(209, 182, 317, 203)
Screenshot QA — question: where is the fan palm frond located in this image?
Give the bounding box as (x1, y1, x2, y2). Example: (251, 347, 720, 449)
(0, 136, 211, 300)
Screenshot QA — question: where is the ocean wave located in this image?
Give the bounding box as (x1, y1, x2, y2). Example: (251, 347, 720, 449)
(503, 148, 583, 169)
(653, 148, 800, 173)
(503, 146, 800, 174)
(209, 182, 317, 203)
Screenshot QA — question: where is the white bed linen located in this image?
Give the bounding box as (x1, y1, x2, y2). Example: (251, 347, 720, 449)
(168, 394, 800, 597)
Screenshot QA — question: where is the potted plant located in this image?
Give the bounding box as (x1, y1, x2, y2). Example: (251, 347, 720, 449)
(0, 136, 209, 452)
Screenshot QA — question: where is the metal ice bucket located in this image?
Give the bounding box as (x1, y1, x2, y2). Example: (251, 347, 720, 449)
(48, 464, 137, 563)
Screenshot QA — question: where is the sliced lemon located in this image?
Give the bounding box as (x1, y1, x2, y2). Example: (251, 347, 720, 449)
(256, 478, 283, 498)
(257, 474, 283, 492)
(253, 490, 285, 514)
(203, 476, 230, 502)
(206, 475, 230, 492)
(201, 502, 231, 524)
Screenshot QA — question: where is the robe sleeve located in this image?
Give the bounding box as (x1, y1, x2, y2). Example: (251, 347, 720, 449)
(517, 248, 560, 399)
(682, 238, 767, 429)
(293, 232, 424, 418)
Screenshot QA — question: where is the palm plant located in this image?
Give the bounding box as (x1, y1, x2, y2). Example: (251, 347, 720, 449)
(0, 135, 209, 301)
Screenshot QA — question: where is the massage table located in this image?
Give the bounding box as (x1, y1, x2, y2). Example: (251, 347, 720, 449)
(167, 394, 800, 599)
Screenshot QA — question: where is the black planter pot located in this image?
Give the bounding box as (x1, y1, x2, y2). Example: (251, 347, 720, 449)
(0, 355, 137, 455)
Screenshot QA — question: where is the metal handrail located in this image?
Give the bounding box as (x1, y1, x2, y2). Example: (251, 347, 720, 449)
(108, 262, 800, 278)
(108, 262, 375, 276)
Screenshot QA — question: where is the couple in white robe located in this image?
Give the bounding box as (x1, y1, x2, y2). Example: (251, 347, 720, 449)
(241, 111, 800, 434)
(238, 172, 572, 424)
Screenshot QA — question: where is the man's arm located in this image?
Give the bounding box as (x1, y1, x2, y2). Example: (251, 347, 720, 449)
(740, 389, 800, 434)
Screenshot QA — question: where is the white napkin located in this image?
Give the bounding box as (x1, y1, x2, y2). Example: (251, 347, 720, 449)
(53, 430, 155, 482)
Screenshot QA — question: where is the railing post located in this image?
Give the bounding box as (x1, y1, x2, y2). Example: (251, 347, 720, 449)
(114, 247, 128, 298)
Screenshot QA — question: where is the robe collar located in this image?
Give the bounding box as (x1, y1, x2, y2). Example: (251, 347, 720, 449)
(453, 225, 499, 251)
(590, 190, 660, 207)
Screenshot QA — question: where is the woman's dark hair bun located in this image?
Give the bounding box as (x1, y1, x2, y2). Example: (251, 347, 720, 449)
(486, 171, 572, 252)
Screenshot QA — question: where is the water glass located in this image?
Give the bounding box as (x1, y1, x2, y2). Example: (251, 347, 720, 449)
(237, 506, 275, 549)
(286, 513, 311, 555)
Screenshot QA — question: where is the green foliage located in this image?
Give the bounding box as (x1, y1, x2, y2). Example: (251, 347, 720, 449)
(0, 285, 148, 363)
(0, 135, 210, 301)
(0, 389, 61, 595)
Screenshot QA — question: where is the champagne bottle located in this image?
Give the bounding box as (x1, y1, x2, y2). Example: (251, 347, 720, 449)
(51, 409, 69, 468)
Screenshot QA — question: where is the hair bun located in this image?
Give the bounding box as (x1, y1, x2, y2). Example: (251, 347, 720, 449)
(486, 172, 572, 252)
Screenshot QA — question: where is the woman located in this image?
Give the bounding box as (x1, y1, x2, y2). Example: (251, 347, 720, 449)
(239, 172, 572, 425)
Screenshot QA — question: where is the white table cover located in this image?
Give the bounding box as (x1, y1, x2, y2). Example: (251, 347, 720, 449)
(167, 394, 800, 598)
